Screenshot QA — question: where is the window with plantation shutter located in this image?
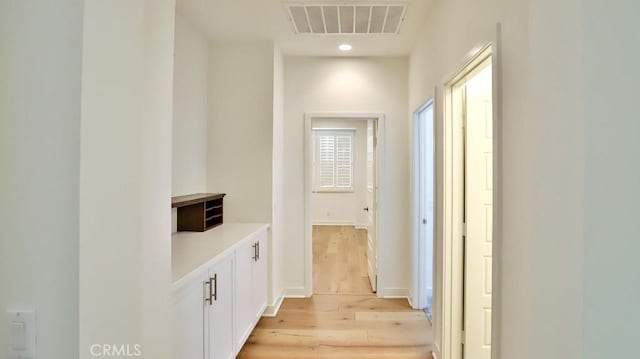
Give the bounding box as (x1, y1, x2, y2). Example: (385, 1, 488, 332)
(313, 129, 354, 192)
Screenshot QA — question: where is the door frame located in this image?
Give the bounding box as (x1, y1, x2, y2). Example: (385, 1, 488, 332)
(441, 38, 502, 359)
(412, 98, 436, 312)
(303, 112, 386, 297)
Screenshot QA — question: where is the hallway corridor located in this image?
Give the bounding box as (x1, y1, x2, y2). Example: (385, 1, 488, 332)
(238, 226, 433, 358)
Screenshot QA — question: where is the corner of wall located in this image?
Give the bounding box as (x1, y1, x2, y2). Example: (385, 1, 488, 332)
(262, 289, 285, 317)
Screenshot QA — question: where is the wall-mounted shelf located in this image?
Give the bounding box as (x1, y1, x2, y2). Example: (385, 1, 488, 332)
(172, 193, 226, 232)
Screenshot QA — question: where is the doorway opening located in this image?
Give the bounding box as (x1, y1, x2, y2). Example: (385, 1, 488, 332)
(413, 99, 435, 320)
(442, 45, 496, 359)
(304, 113, 384, 297)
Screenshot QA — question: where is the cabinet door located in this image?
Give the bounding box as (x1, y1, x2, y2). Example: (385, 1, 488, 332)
(234, 239, 255, 350)
(252, 232, 269, 320)
(208, 256, 234, 359)
(172, 273, 208, 359)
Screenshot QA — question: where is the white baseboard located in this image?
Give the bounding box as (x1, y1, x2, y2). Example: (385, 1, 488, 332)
(380, 287, 411, 299)
(312, 222, 356, 226)
(262, 293, 284, 317)
(354, 223, 368, 229)
(263, 287, 310, 317)
(283, 287, 307, 298)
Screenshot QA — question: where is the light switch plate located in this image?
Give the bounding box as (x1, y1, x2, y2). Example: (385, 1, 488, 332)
(10, 321, 26, 350)
(7, 310, 36, 359)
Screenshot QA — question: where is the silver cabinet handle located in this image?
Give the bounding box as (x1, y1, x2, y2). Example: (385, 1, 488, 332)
(205, 278, 212, 306)
(204, 274, 217, 306)
(252, 243, 257, 261)
(256, 241, 260, 260)
(212, 274, 217, 302)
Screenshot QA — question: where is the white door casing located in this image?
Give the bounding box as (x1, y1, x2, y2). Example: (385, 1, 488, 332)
(304, 113, 385, 297)
(366, 119, 378, 292)
(441, 42, 501, 359)
(463, 61, 493, 359)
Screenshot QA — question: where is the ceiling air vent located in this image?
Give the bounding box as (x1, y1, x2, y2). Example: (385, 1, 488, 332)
(286, 3, 407, 35)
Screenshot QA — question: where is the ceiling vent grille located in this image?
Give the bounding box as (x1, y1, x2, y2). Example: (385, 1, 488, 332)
(286, 3, 408, 35)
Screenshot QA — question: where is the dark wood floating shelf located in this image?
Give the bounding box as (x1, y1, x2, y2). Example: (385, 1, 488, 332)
(172, 193, 226, 232)
(172, 193, 225, 208)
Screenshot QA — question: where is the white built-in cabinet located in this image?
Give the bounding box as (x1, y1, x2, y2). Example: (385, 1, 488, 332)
(172, 271, 208, 359)
(171, 224, 270, 359)
(252, 235, 269, 320)
(234, 233, 269, 349)
(207, 256, 234, 359)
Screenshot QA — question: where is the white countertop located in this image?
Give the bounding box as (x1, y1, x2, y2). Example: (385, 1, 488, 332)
(172, 222, 270, 288)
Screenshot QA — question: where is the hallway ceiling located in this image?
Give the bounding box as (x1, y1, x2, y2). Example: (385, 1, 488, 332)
(176, 0, 433, 56)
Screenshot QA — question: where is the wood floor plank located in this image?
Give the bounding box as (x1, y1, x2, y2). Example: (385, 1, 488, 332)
(313, 225, 373, 295)
(256, 317, 430, 331)
(239, 345, 432, 359)
(367, 327, 433, 346)
(260, 310, 355, 322)
(250, 328, 370, 346)
(238, 226, 433, 359)
(338, 297, 415, 312)
(356, 311, 428, 321)
(317, 345, 433, 359)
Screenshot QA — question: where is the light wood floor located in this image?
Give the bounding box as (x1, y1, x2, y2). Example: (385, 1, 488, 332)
(313, 225, 373, 295)
(238, 226, 433, 359)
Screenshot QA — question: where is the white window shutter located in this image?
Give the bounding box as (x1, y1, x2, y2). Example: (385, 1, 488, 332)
(318, 135, 335, 187)
(313, 129, 354, 191)
(335, 135, 353, 188)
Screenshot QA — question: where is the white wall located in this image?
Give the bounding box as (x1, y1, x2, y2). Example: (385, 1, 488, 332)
(583, 1, 640, 358)
(0, 0, 82, 356)
(312, 193, 357, 225)
(410, 0, 584, 357)
(311, 119, 368, 226)
(79, 1, 175, 358)
(283, 57, 409, 296)
(271, 45, 285, 309)
(172, 13, 208, 197)
(207, 42, 274, 223)
(172, 13, 209, 233)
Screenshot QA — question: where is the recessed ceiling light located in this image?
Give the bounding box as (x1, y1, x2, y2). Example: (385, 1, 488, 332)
(339, 44, 353, 51)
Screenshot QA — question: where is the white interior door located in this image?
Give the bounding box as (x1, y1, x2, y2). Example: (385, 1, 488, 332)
(366, 119, 378, 292)
(416, 102, 435, 316)
(463, 62, 493, 359)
